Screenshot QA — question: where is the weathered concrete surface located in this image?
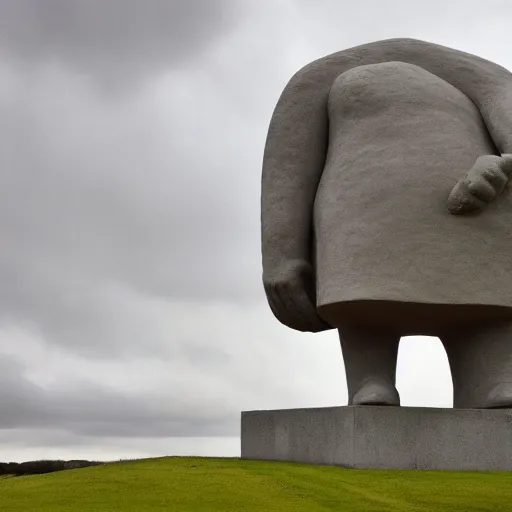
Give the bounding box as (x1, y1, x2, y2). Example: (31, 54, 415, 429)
(241, 406, 512, 471)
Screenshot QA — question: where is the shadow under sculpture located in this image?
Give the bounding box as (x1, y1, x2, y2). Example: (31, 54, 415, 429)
(261, 38, 512, 409)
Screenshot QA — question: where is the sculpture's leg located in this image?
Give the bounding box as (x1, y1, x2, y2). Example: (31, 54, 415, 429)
(441, 322, 512, 409)
(338, 325, 401, 406)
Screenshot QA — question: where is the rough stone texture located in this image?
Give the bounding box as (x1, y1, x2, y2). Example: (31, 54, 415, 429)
(262, 37, 512, 333)
(260, 38, 512, 409)
(241, 406, 512, 471)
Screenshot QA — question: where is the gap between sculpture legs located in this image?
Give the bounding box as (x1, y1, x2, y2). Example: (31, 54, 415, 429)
(441, 322, 512, 409)
(338, 324, 401, 406)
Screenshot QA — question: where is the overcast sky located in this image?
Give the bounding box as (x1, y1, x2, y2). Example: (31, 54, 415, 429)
(0, 0, 511, 463)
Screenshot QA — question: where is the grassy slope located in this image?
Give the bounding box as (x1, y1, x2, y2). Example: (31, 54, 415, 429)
(1, 457, 512, 512)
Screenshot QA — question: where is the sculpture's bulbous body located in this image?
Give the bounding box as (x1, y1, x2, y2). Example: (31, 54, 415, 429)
(315, 61, 512, 334)
(261, 39, 512, 409)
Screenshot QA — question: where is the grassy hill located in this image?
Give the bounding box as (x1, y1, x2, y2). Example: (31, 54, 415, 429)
(1, 456, 512, 511)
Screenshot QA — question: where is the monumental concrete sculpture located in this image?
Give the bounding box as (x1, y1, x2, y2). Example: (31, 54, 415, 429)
(261, 38, 512, 410)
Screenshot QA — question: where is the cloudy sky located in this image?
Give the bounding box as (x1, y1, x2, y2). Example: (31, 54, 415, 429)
(0, 0, 511, 463)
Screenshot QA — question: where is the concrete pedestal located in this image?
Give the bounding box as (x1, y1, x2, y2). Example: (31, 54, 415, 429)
(241, 406, 512, 471)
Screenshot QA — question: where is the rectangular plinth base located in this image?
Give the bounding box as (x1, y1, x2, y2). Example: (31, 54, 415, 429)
(241, 406, 512, 471)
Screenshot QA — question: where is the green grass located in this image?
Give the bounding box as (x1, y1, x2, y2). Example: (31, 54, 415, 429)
(1, 457, 512, 511)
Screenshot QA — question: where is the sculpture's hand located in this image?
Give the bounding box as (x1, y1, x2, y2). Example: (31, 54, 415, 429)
(448, 154, 512, 215)
(263, 259, 332, 332)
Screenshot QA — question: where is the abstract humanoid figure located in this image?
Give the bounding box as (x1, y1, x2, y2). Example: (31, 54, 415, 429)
(261, 39, 512, 409)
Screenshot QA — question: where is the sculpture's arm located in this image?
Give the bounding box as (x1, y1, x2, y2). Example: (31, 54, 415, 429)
(261, 68, 335, 332)
(262, 38, 512, 331)
(261, 71, 330, 272)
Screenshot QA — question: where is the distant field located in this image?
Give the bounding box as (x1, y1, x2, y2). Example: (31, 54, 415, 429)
(2, 456, 512, 511)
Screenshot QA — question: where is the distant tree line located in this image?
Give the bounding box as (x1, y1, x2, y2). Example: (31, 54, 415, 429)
(0, 459, 104, 476)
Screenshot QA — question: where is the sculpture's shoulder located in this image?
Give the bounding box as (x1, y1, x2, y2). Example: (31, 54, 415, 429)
(294, 38, 434, 75)
(290, 37, 510, 86)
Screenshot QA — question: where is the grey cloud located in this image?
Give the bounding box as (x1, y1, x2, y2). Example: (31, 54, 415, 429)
(0, 40, 269, 350)
(0, 1, 482, 461)
(0, 429, 95, 448)
(292, 0, 512, 69)
(0, 355, 239, 437)
(0, 0, 243, 85)
(0, 430, 240, 462)
(0, 298, 344, 441)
